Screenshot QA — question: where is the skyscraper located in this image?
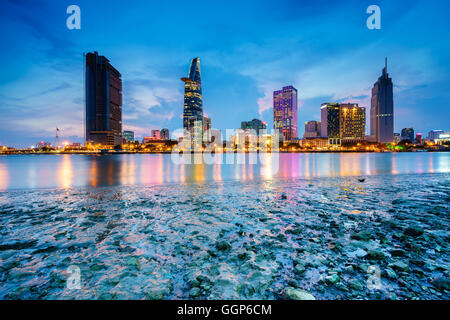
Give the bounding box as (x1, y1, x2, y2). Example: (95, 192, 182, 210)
(85, 51, 122, 146)
(320, 103, 366, 145)
(339, 103, 366, 143)
(370, 58, 394, 143)
(321, 103, 341, 145)
(273, 86, 298, 141)
(182, 57, 203, 149)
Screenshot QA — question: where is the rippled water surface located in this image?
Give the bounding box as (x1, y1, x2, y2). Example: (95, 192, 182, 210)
(0, 152, 449, 190)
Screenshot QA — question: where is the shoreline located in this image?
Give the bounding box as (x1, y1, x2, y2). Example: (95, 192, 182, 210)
(1, 150, 448, 156)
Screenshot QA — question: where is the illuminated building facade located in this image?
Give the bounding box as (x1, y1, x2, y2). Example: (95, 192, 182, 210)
(321, 103, 341, 145)
(415, 133, 423, 145)
(273, 86, 298, 141)
(339, 104, 366, 143)
(428, 130, 443, 142)
(203, 116, 211, 143)
(304, 120, 321, 138)
(182, 57, 203, 150)
(152, 130, 161, 140)
(370, 58, 394, 143)
(123, 130, 134, 143)
(85, 51, 122, 146)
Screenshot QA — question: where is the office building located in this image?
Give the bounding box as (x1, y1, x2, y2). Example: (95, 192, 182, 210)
(273, 85, 298, 141)
(321, 103, 341, 145)
(241, 118, 267, 134)
(339, 104, 366, 143)
(182, 57, 203, 149)
(401, 128, 414, 142)
(304, 120, 321, 138)
(160, 128, 170, 140)
(123, 130, 134, 143)
(370, 58, 394, 143)
(85, 51, 122, 146)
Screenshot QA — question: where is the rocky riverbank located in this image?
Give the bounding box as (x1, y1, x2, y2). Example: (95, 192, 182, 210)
(0, 173, 448, 300)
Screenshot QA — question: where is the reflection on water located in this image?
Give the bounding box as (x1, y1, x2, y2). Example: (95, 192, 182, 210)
(0, 152, 448, 190)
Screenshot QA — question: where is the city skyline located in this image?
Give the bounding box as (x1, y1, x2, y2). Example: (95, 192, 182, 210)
(0, 0, 450, 147)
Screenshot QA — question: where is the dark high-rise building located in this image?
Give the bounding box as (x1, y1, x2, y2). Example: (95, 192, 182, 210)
(273, 86, 298, 141)
(401, 128, 414, 142)
(182, 57, 203, 148)
(85, 51, 122, 146)
(370, 58, 394, 143)
(160, 128, 170, 140)
(241, 118, 267, 134)
(321, 103, 341, 145)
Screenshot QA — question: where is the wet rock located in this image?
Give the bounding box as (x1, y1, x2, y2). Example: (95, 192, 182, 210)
(147, 288, 169, 300)
(351, 230, 371, 241)
(348, 279, 364, 291)
(431, 277, 450, 291)
(325, 274, 340, 285)
(384, 268, 398, 280)
(283, 287, 315, 300)
(189, 287, 201, 298)
(287, 279, 300, 288)
(388, 261, 409, 272)
(215, 240, 231, 251)
(346, 248, 367, 258)
(404, 226, 424, 237)
(366, 250, 386, 261)
(294, 264, 306, 274)
(0, 240, 38, 251)
(126, 257, 140, 271)
(390, 249, 406, 257)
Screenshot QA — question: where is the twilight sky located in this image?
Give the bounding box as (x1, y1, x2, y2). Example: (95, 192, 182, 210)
(0, 0, 449, 147)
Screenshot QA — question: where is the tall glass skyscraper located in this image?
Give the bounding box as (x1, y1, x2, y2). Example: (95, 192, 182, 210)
(320, 103, 341, 145)
(182, 57, 203, 149)
(273, 85, 298, 141)
(370, 58, 394, 143)
(85, 51, 122, 146)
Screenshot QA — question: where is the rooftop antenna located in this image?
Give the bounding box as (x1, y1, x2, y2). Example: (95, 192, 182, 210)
(56, 127, 60, 149)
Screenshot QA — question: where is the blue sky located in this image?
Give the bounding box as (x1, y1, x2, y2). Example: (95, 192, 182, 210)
(0, 0, 449, 147)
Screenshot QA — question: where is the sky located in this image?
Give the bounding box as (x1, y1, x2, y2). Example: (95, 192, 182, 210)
(0, 0, 449, 147)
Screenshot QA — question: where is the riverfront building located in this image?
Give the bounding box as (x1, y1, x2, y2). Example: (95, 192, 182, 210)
(370, 58, 394, 143)
(85, 52, 123, 146)
(273, 86, 298, 141)
(182, 57, 203, 150)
